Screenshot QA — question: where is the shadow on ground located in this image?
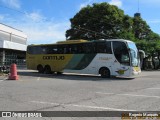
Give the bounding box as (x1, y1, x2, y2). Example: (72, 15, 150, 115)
(17, 71, 134, 82)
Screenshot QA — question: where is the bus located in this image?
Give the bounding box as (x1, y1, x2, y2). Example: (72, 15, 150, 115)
(26, 39, 141, 78)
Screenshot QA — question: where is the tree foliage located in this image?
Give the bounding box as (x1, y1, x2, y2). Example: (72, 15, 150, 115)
(133, 15, 160, 41)
(66, 2, 160, 42)
(66, 3, 135, 40)
(136, 40, 160, 56)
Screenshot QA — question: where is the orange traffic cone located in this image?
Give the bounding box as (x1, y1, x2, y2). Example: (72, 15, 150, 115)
(8, 64, 19, 80)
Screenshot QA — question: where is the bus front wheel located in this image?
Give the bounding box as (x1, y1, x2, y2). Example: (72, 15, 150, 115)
(37, 65, 44, 73)
(99, 67, 110, 78)
(57, 72, 63, 75)
(44, 65, 52, 74)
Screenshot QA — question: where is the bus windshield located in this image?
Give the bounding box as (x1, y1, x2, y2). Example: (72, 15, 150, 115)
(128, 42, 139, 67)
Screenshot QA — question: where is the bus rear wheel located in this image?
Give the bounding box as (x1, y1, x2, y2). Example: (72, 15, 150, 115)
(99, 67, 110, 78)
(44, 65, 52, 74)
(37, 65, 44, 73)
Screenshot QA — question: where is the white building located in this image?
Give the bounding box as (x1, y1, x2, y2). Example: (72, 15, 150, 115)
(0, 23, 27, 65)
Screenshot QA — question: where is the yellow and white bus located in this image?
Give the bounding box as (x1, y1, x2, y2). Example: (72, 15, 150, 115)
(26, 39, 141, 78)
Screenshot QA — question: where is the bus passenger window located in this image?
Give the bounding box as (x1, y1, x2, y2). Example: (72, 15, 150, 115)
(53, 48, 58, 53)
(46, 45, 58, 54)
(64, 47, 68, 54)
(72, 45, 78, 53)
(34, 46, 43, 54)
(79, 44, 85, 53)
(27, 47, 33, 54)
(41, 46, 47, 54)
(106, 42, 112, 54)
(77, 44, 83, 54)
(57, 47, 63, 54)
(85, 43, 94, 53)
(96, 42, 106, 53)
(52, 46, 58, 54)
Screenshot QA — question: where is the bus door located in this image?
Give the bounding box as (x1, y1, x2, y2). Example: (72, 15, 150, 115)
(112, 41, 131, 77)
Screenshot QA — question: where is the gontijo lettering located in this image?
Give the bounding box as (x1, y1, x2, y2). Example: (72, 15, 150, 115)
(43, 56, 65, 60)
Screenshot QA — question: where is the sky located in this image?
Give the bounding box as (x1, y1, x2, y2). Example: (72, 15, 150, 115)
(0, 0, 160, 45)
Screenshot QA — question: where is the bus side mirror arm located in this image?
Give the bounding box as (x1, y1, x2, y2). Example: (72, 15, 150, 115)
(139, 50, 145, 59)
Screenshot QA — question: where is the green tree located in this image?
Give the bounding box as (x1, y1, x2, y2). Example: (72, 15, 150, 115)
(133, 15, 151, 40)
(146, 32, 160, 41)
(66, 2, 160, 42)
(136, 40, 160, 56)
(66, 3, 134, 40)
(119, 15, 135, 41)
(133, 14, 160, 41)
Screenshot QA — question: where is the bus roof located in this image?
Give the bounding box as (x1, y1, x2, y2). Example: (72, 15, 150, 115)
(106, 39, 134, 43)
(28, 39, 134, 47)
(56, 39, 88, 44)
(28, 39, 88, 46)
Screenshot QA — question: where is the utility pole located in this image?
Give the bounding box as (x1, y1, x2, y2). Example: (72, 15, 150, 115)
(138, 0, 139, 13)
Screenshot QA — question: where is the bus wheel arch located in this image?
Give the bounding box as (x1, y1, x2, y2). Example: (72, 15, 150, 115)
(44, 65, 52, 74)
(37, 64, 44, 73)
(99, 67, 110, 78)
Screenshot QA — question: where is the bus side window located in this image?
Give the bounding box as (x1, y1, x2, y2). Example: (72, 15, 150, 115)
(53, 49, 58, 54)
(68, 44, 78, 54)
(77, 44, 84, 53)
(27, 46, 33, 54)
(61, 45, 69, 54)
(85, 43, 95, 53)
(34, 46, 43, 54)
(41, 46, 47, 54)
(57, 45, 64, 54)
(81, 44, 87, 53)
(46, 45, 57, 54)
(113, 41, 129, 65)
(52, 46, 58, 54)
(66, 45, 71, 54)
(96, 42, 106, 53)
(106, 42, 112, 54)
(46, 46, 51, 54)
(96, 41, 112, 54)
(64, 45, 69, 54)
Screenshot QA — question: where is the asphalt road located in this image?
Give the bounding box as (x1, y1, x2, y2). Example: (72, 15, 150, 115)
(0, 70, 160, 120)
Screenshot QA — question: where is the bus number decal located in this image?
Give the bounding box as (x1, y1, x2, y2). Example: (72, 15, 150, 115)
(43, 56, 65, 60)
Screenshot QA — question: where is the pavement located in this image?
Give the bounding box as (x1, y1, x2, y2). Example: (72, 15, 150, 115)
(0, 70, 160, 120)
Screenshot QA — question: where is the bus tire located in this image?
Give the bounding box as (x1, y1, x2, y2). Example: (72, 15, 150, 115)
(99, 67, 110, 78)
(37, 65, 44, 73)
(57, 72, 63, 75)
(44, 65, 52, 74)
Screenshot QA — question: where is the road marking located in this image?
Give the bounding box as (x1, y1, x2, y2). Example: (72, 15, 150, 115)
(31, 101, 59, 105)
(147, 88, 160, 90)
(30, 101, 135, 111)
(96, 92, 160, 99)
(37, 77, 40, 81)
(70, 104, 135, 111)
